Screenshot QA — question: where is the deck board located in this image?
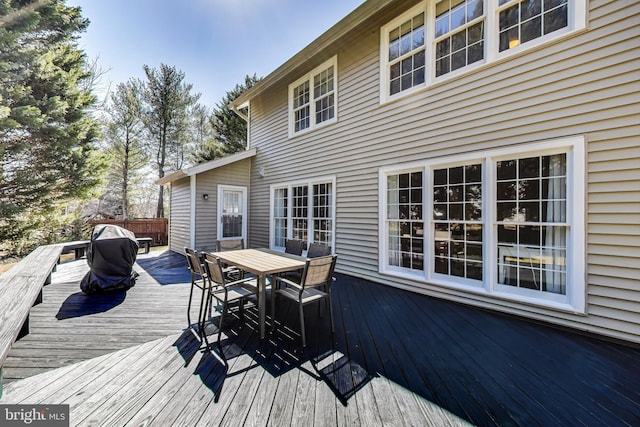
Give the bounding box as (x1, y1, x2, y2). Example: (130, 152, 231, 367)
(1, 250, 639, 426)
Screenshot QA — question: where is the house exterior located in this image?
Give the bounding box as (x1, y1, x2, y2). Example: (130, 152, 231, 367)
(157, 149, 256, 252)
(166, 0, 639, 344)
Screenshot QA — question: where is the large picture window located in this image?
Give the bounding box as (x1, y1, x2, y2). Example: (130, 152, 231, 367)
(379, 137, 585, 312)
(289, 57, 337, 136)
(271, 178, 336, 252)
(380, 0, 585, 102)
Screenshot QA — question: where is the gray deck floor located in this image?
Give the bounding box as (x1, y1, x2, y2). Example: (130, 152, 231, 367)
(1, 250, 639, 426)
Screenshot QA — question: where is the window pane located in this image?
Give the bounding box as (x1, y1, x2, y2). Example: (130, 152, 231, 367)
(387, 12, 426, 95)
(387, 171, 424, 272)
(499, 0, 567, 52)
(435, 1, 485, 77)
(497, 154, 568, 295)
(432, 163, 483, 281)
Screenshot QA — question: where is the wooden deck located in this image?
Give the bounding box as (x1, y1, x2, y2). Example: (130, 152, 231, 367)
(1, 250, 639, 426)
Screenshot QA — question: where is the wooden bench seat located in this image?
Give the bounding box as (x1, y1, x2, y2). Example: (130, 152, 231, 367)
(60, 237, 153, 260)
(0, 244, 63, 397)
(136, 237, 153, 254)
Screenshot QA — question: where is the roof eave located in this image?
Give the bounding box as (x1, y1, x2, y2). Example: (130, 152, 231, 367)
(155, 148, 257, 185)
(231, 0, 396, 109)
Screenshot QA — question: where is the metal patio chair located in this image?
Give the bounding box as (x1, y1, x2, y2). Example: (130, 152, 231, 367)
(271, 255, 337, 347)
(201, 252, 258, 345)
(216, 238, 245, 280)
(284, 239, 305, 256)
(184, 247, 209, 339)
(307, 242, 332, 258)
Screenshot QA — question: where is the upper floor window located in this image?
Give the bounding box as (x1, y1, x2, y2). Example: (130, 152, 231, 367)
(498, 0, 568, 51)
(380, 0, 585, 102)
(289, 56, 337, 137)
(387, 11, 426, 96)
(435, 0, 485, 77)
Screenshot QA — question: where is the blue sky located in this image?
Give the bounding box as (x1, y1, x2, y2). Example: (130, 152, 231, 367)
(67, 0, 365, 107)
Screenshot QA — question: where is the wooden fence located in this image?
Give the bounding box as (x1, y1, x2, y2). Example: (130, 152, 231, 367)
(87, 219, 168, 245)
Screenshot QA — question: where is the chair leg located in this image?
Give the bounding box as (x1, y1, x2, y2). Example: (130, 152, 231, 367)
(271, 291, 277, 331)
(187, 283, 195, 328)
(299, 302, 306, 347)
(218, 302, 227, 344)
(198, 285, 208, 336)
(199, 286, 211, 340)
(327, 294, 335, 333)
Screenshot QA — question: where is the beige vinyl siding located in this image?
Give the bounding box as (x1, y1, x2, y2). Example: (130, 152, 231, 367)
(246, 1, 640, 343)
(169, 178, 191, 251)
(193, 158, 252, 252)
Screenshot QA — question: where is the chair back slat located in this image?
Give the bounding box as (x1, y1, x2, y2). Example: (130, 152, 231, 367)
(202, 253, 225, 286)
(307, 242, 331, 258)
(216, 239, 244, 252)
(301, 255, 335, 289)
(184, 247, 205, 276)
(285, 239, 305, 256)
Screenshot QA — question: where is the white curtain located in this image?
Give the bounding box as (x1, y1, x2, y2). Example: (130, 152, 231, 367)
(545, 155, 566, 294)
(388, 175, 401, 266)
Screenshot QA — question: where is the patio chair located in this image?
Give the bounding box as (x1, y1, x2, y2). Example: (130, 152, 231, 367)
(284, 239, 305, 256)
(307, 242, 332, 258)
(201, 252, 259, 345)
(184, 247, 210, 338)
(216, 238, 245, 280)
(216, 238, 244, 252)
(271, 255, 337, 347)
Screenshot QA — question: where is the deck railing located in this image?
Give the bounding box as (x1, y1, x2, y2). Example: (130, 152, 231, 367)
(87, 218, 168, 245)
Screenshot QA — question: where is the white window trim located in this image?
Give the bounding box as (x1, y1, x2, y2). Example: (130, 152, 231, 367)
(288, 56, 338, 138)
(380, 0, 587, 104)
(217, 185, 248, 242)
(269, 176, 337, 252)
(379, 135, 586, 313)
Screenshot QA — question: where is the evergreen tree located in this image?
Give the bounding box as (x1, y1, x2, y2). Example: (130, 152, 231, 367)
(140, 63, 199, 218)
(103, 79, 146, 220)
(188, 103, 219, 164)
(209, 74, 260, 158)
(0, 0, 102, 246)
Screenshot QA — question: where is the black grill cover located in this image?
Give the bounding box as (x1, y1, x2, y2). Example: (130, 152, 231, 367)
(80, 224, 139, 294)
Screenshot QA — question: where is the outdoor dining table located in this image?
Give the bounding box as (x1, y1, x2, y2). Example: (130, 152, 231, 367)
(208, 248, 307, 338)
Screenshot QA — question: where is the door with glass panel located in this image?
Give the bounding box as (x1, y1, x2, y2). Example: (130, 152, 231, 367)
(218, 186, 247, 242)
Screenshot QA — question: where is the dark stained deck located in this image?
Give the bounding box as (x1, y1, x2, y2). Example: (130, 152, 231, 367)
(1, 250, 639, 426)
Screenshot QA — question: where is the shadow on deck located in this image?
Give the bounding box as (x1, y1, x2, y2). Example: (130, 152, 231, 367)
(2, 250, 639, 426)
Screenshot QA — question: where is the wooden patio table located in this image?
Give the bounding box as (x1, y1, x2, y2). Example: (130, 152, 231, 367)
(208, 248, 306, 338)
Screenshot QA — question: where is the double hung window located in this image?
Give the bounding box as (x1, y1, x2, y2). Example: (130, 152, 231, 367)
(435, 0, 485, 77)
(380, 137, 585, 311)
(498, 0, 569, 51)
(271, 178, 336, 251)
(289, 57, 337, 136)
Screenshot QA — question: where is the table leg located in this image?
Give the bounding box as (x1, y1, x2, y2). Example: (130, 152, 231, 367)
(259, 274, 266, 338)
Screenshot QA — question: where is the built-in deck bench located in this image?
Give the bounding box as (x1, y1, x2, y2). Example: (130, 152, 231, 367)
(0, 244, 64, 396)
(60, 237, 153, 259)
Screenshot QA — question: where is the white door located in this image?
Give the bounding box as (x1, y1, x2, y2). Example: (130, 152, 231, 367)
(218, 185, 247, 242)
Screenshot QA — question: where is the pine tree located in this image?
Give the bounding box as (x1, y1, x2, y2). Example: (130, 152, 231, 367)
(211, 74, 261, 157)
(140, 63, 199, 218)
(103, 79, 147, 220)
(0, 0, 103, 246)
